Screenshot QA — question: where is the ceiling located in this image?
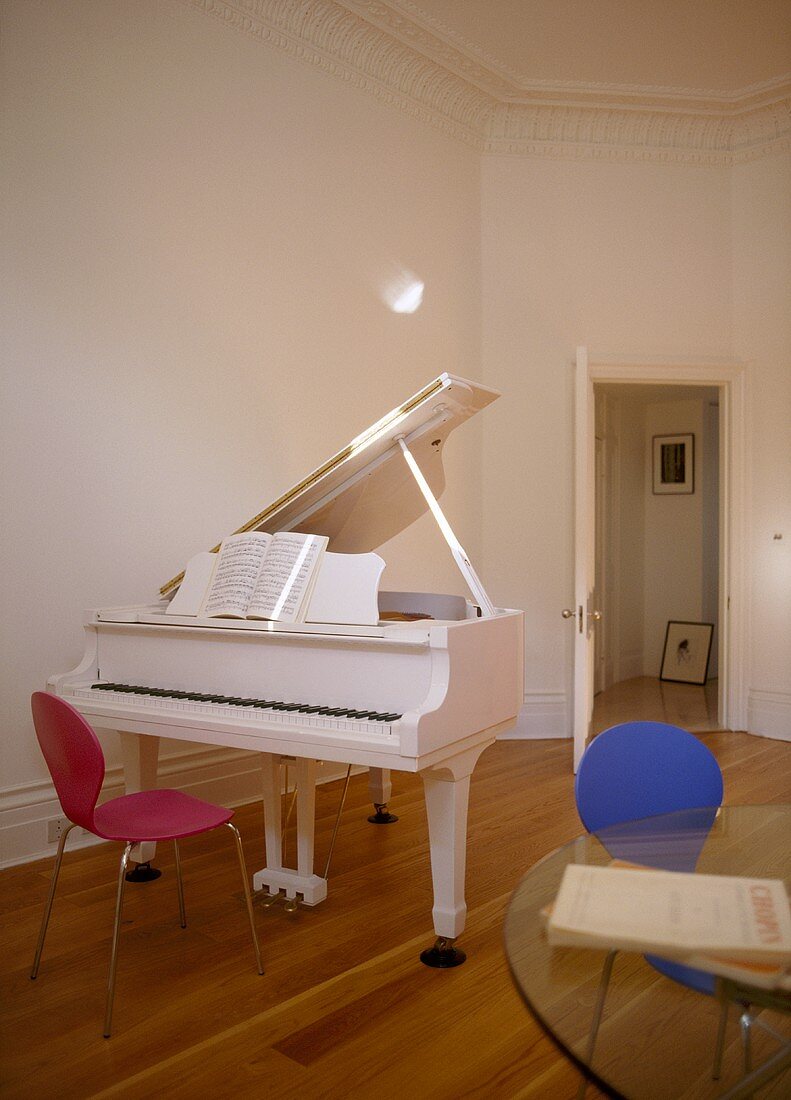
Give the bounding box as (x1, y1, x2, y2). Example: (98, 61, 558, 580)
(372, 0, 791, 96)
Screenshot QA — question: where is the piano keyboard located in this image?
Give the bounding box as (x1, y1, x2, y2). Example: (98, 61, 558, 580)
(79, 683, 402, 733)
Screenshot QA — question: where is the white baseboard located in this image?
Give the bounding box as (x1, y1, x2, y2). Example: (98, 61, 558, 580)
(0, 747, 358, 870)
(498, 692, 569, 740)
(746, 689, 791, 742)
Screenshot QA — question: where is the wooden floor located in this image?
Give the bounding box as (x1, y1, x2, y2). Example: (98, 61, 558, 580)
(1, 720, 789, 1098)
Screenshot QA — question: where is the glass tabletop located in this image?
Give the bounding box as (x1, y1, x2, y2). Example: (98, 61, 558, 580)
(504, 804, 791, 1100)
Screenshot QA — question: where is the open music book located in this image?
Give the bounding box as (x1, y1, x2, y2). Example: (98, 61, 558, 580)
(165, 532, 386, 625)
(168, 531, 327, 623)
(546, 864, 791, 967)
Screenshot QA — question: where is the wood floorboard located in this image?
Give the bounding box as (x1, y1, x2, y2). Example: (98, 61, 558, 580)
(1, 721, 789, 1099)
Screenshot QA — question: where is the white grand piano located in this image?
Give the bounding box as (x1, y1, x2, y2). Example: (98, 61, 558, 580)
(49, 373, 523, 966)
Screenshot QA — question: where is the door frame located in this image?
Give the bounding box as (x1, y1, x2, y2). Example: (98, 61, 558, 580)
(573, 349, 749, 768)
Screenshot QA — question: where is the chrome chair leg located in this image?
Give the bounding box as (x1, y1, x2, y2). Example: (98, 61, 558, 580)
(173, 839, 186, 928)
(577, 949, 617, 1100)
(225, 822, 264, 976)
(740, 1006, 752, 1074)
(713, 996, 730, 1079)
(31, 822, 76, 979)
(104, 842, 133, 1038)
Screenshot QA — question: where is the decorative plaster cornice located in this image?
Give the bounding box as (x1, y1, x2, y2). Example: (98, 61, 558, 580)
(189, 0, 492, 147)
(186, 0, 791, 164)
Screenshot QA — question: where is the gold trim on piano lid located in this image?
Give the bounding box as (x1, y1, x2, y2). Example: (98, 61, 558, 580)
(159, 376, 447, 597)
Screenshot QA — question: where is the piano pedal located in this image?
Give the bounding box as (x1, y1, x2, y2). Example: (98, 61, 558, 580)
(420, 936, 466, 969)
(256, 889, 301, 914)
(258, 890, 281, 909)
(367, 802, 398, 825)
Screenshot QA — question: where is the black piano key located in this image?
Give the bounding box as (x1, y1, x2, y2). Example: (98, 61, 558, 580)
(88, 682, 399, 725)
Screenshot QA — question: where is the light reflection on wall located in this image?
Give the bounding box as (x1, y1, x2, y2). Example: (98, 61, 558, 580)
(381, 268, 425, 313)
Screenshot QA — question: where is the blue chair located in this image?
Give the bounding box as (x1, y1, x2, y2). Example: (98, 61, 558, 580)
(574, 721, 748, 1091)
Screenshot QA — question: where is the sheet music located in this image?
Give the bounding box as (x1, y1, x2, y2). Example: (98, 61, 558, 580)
(247, 533, 325, 622)
(201, 533, 272, 618)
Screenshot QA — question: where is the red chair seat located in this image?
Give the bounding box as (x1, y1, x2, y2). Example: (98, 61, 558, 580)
(93, 789, 233, 843)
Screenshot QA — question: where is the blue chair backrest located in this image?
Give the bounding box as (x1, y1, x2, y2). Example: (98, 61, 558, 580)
(575, 721, 724, 996)
(575, 721, 724, 834)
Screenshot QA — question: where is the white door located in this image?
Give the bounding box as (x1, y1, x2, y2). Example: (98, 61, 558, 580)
(565, 347, 600, 771)
(568, 352, 746, 766)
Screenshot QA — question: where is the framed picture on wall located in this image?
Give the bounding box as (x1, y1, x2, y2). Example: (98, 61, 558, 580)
(660, 621, 714, 685)
(653, 433, 694, 494)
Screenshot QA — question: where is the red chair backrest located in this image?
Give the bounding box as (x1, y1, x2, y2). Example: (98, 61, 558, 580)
(31, 692, 105, 833)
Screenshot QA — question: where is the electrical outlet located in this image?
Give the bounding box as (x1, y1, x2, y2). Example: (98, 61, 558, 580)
(47, 817, 70, 843)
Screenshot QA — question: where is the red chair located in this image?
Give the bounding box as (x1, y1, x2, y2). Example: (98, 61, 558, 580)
(29, 692, 263, 1036)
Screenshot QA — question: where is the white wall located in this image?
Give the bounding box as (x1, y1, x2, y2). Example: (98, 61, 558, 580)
(643, 398, 706, 675)
(0, 0, 482, 862)
(731, 153, 791, 738)
(702, 399, 720, 677)
(615, 396, 647, 681)
(481, 150, 789, 737)
(480, 156, 734, 735)
(596, 389, 718, 688)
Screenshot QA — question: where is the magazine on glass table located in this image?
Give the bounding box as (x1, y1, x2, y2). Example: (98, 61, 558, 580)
(545, 863, 791, 989)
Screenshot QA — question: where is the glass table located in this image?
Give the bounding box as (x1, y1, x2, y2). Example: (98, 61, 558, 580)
(504, 805, 791, 1100)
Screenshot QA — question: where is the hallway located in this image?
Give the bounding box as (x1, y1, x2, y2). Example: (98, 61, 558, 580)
(592, 675, 719, 735)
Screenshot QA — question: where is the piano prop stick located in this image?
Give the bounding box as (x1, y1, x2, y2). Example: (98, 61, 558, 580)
(47, 373, 524, 965)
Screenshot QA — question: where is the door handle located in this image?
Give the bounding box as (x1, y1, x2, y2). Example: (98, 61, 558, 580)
(562, 606, 583, 633)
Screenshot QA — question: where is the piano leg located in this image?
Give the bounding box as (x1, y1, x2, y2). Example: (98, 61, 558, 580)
(418, 742, 493, 968)
(253, 753, 328, 907)
(367, 767, 398, 824)
(119, 731, 160, 876)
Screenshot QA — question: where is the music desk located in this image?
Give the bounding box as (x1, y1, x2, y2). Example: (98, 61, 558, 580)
(504, 805, 791, 1100)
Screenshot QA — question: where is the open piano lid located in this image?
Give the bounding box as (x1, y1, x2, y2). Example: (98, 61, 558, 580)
(160, 373, 499, 598)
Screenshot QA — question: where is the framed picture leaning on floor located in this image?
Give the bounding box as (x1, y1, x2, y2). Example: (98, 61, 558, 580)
(660, 621, 714, 685)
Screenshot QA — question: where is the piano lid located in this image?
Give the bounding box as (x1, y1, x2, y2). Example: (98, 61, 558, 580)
(160, 373, 499, 596)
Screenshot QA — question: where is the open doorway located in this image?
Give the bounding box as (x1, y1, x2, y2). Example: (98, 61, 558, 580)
(592, 382, 721, 734)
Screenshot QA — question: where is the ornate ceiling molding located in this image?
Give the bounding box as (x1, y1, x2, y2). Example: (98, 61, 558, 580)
(186, 0, 791, 165)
